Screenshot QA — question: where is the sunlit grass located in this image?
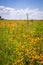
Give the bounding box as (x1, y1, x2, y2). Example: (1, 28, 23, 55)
(0, 20, 43, 65)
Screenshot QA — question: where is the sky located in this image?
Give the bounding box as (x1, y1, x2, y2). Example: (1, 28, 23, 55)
(0, 0, 43, 20)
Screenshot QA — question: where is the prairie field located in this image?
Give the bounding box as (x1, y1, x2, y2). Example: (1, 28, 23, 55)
(0, 20, 43, 65)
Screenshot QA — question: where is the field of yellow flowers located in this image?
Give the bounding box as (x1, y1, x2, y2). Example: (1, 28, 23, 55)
(0, 20, 43, 65)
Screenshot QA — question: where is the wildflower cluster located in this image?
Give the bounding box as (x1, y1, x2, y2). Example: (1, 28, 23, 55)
(0, 20, 43, 65)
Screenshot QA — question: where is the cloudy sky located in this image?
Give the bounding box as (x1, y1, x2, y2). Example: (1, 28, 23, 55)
(0, 0, 43, 20)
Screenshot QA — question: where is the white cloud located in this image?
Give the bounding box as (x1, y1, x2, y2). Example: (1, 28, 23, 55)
(0, 6, 43, 20)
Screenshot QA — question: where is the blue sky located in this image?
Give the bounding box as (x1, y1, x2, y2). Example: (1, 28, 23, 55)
(0, 0, 43, 10)
(0, 0, 43, 19)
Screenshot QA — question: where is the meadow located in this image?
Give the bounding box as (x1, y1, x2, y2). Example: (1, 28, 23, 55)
(0, 20, 43, 65)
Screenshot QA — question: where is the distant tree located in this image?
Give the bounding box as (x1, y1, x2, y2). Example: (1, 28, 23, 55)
(0, 16, 1, 19)
(0, 16, 4, 20)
